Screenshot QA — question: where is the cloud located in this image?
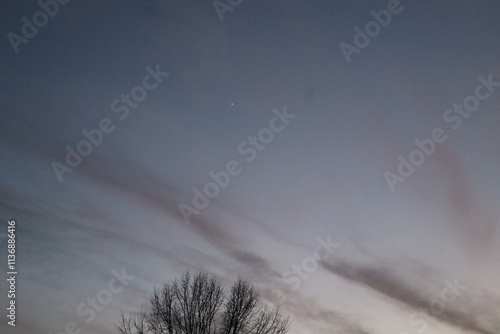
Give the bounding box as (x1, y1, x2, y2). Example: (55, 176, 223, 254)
(435, 147, 497, 259)
(320, 259, 499, 334)
(260, 286, 371, 334)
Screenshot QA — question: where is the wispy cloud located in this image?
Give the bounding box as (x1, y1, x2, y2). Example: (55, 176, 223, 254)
(320, 259, 499, 334)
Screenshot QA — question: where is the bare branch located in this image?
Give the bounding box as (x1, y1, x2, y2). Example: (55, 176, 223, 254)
(117, 271, 289, 334)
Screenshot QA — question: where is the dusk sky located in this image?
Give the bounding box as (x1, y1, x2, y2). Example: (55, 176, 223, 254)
(1, 1, 500, 334)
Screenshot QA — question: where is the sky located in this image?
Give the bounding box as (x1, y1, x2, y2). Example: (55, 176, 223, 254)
(1, 0, 500, 333)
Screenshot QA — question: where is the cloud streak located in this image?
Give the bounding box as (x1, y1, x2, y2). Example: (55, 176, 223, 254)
(320, 259, 498, 334)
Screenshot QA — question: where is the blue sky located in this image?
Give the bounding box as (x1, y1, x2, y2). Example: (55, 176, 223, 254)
(1, 1, 500, 333)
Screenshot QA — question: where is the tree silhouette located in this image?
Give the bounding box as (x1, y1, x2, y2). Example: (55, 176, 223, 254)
(117, 271, 290, 334)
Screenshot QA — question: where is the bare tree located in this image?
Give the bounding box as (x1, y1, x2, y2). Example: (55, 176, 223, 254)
(116, 271, 290, 334)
